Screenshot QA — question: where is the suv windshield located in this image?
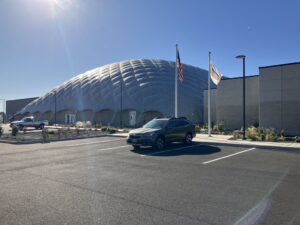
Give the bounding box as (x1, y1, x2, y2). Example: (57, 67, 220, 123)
(143, 119, 168, 129)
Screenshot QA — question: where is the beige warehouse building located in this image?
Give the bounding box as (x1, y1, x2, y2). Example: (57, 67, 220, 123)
(204, 62, 300, 135)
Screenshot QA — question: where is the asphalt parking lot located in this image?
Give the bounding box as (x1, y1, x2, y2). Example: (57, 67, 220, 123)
(0, 136, 299, 225)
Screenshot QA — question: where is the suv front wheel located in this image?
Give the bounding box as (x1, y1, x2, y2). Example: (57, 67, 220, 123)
(154, 136, 165, 150)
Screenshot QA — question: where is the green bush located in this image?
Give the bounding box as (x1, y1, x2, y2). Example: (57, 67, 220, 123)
(0, 126, 3, 137)
(47, 130, 56, 135)
(108, 128, 117, 134)
(265, 128, 279, 142)
(295, 137, 300, 143)
(232, 130, 243, 140)
(246, 127, 266, 141)
(75, 121, 84, 128)
(246, 127, 259, 141)
(101, 127, 108, 132)
(100, 127, 117, 133)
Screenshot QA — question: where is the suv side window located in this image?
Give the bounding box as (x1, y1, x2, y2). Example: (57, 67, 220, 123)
(167, 120, 177, 128)
(176, 120, 189, 127)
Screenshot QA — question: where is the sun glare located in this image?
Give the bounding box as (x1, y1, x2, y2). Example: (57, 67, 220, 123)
(39, 0, 73, 11)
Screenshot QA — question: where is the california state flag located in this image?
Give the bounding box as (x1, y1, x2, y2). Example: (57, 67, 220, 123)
(211, 64, 222, 85)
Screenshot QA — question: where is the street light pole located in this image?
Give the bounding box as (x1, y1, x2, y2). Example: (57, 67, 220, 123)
(236, 55, 246, 140)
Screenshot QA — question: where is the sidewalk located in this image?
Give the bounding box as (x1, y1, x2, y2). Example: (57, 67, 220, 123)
(194, 134, 300, 150)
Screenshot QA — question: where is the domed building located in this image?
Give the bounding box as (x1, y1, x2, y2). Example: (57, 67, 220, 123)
(18, 59, 209, 127)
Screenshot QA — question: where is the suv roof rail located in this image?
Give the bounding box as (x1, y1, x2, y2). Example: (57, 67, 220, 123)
(170, 117, 187, 120)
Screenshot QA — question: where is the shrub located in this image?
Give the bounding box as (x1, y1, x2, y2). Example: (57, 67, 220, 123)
(265, 128, 279, 142)
(75, 121, 84, 128)
(295, 137, 300, 143)
(12, 125, 18, 136)
(246, 127, 266, 141)
(246, 127, 259, 141)
(0, 126, 3, 137)
(42, 128, 49, 141)
(278, 136, 285, 142)
(212, 125, 219, 133)
(47, 130, 56, 135)
(57, 129, 62, 138)
(232, 130, 243, 140)
(195, 125, 201, 133)
(211, 121, 225, 134)
(86, 121, 92, 128)
(108, 128, 117, 134)
(101, 127, 108, 132)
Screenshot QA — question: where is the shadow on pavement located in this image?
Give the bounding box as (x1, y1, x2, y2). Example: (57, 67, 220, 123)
(131, 143, 221, 157)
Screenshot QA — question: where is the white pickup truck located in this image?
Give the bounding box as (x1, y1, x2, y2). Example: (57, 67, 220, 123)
(10, 116, 49, 130)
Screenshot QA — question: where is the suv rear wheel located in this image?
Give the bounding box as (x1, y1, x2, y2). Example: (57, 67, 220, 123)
(154, 136, 165, 150)
(184, 133, 193, 145)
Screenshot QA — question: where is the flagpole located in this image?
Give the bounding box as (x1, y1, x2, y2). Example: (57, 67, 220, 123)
(208, 52, 212, 137)
(175, 44, 178, 118)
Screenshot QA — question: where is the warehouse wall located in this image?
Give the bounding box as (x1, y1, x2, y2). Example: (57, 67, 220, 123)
(216, 76, 259, 130)
(259, 63, 300, 135)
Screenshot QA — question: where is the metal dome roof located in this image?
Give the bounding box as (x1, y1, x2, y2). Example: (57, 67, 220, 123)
(19, 59, 209, 120)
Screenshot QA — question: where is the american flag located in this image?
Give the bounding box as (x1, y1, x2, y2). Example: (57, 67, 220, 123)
(177, 49, 184, 82)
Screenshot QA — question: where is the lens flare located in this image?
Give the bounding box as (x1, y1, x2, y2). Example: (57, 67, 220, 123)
(39, 0, 73, 11)
(52, 0, 72, 10)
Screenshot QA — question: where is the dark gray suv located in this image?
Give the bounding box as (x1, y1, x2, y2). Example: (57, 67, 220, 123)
(127, 117, 196, 150)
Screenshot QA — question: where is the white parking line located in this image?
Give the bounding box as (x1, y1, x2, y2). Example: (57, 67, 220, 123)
(202, 148, 256, 165)
(64, 138, 125, 147)
(141, 145, 196, 157)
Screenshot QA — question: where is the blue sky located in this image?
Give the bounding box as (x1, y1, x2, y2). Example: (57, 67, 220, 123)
(1, 0, 300, 103)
